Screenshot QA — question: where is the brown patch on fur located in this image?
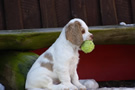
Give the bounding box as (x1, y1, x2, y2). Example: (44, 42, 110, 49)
(44, 53, 53, 61)
(66, 21, 83, 46)
(41, 62, 53, 71)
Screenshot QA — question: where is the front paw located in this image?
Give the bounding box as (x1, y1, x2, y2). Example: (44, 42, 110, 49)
(73, 81, 86, 90)
(83, 79, 99, 89)
(67, 84, 78, 90)
(77, 85, 86, 90)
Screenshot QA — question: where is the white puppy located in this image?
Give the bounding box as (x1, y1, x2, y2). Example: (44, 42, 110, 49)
(25, 18, 98, 90)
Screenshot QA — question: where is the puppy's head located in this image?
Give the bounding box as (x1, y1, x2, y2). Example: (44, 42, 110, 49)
(65, 18, 93, 46)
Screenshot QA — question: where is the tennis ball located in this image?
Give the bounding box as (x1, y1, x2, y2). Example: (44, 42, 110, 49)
(81, 40, 95, 53)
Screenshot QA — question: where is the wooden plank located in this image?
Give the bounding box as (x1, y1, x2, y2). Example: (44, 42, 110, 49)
(4, 0, 23, 29)
(115, 0, 132, 24)
(55, 0, 71, 27)
(0, 25, 135, 50)
(100, 0, 118, 25)
(40, 0, 57, 28)
(21, 0, 41, 29)
(70, 0, 88, 24)
(85, 0, 101, 26)
(131, 0, 135, 23)
(0, 51, 39, 90)
(0, 0, 5, 30)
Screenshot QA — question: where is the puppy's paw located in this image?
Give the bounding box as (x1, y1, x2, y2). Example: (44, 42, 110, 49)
(61, 87, 69, 90)
(61, 86, 69, 90)
(67, 84, 78, 90)
(83, 79, 99, 89)
(53, 84, 69, 90)
(72, 81, 86, 90)
(78, 85, 86, 90)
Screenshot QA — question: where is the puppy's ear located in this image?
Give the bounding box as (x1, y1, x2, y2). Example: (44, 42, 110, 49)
(66, 21, 83, 46)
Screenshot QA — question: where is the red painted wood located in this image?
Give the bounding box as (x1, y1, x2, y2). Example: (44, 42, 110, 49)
(78, 45, 135, 81)
(32, 45, 135, 81)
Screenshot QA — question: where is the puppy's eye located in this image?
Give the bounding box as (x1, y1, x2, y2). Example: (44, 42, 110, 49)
(81, 29, 85, 34)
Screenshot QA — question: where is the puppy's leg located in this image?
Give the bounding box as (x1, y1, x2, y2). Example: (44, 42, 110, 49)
(54, 67, 78, 90)
(71, 70, 86, 90)
(27, 75, 68, 90)
(37, 76, 69, 90)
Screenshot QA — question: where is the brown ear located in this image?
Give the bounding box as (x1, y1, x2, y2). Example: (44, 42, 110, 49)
(66, 21, 83, 46)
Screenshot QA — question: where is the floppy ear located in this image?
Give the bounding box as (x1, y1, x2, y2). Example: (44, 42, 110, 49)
(65, 21, 83, 46)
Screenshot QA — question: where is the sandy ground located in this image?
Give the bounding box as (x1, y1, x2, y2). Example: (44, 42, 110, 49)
(90, 88, 135, 90)
(1, 80, 135, 90)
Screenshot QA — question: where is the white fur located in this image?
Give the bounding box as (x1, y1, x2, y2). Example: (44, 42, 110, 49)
(0, 83, 5, 90)
(25, 18, 97, 90)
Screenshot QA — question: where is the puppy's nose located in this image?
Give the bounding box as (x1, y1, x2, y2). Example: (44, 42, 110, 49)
(89, 34, 93, 40)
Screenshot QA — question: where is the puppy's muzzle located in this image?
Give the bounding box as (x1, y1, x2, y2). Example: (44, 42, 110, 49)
(87, 34, 93, 41)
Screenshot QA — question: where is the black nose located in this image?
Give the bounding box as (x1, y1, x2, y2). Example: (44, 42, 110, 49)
(90, 34, 93, 40)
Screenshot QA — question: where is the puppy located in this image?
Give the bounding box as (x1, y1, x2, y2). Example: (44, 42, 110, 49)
(25, 18, 97, 90)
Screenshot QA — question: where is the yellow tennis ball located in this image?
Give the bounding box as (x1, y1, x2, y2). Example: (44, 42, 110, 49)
(81, 40, 95, 53)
